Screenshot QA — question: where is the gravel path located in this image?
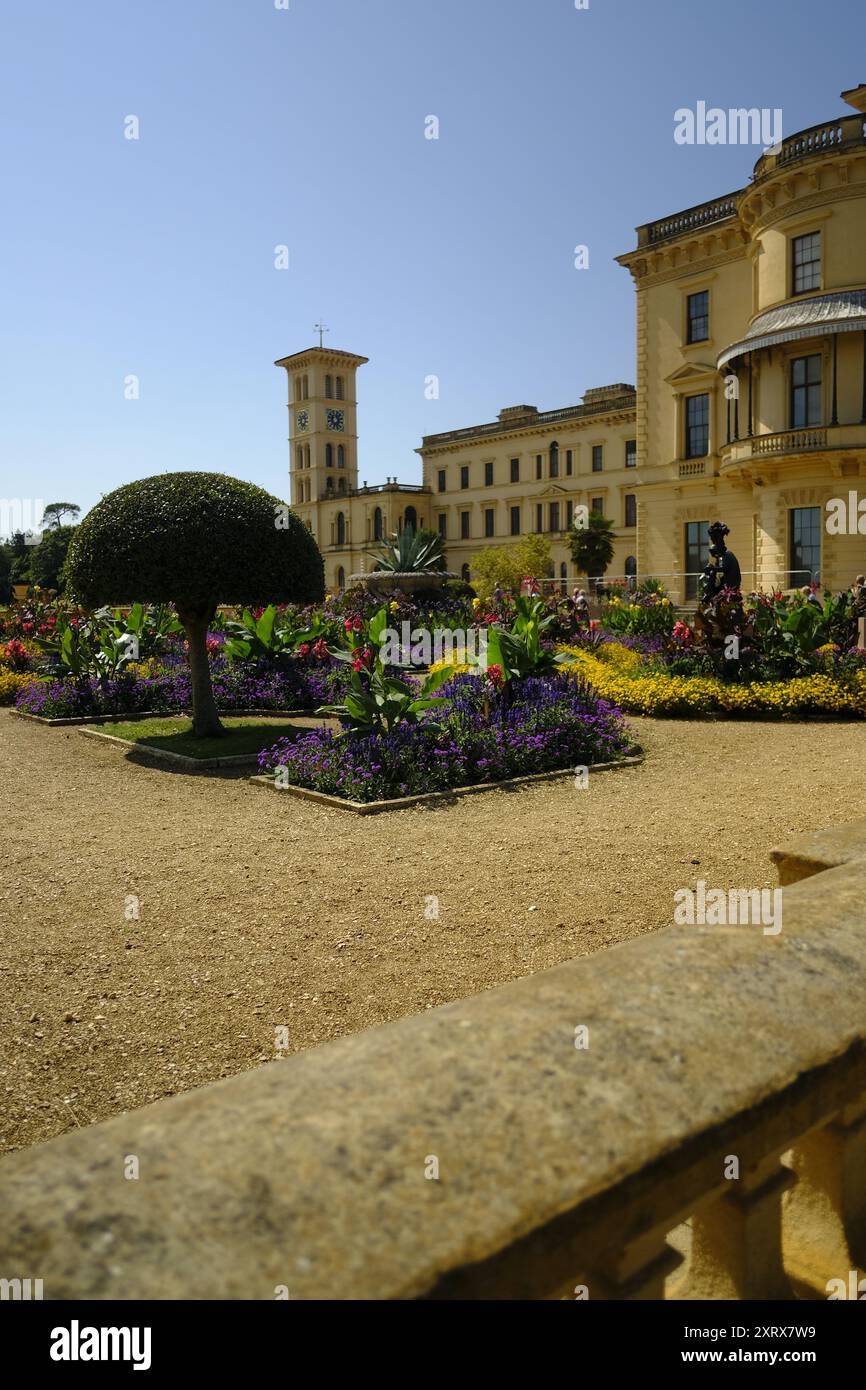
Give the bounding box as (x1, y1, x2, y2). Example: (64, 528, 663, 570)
(3, 709, 866, 1154)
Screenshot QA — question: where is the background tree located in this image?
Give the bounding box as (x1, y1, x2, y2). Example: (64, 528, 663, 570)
(8, 531, 32, 588)
(568, 512, 615, 584)
(40, 502, 80, 530)
(66, 472, 323, 736)
(30, 524, 76, 591)
(469, 535, 551, 603)
(0, 543, 11, 602)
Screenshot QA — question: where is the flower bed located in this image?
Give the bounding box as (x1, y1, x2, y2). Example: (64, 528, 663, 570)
(257, 672, 635, 803)
(12, 660, 353, 721)
(558, 645, 866, 718)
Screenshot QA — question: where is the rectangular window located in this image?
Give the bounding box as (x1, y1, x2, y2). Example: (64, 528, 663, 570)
(685, 393, 709, 458)
(685, 520, 709, 601)
(510, 457, 519, 483)
(437, 512, 447, 538)
(687, 290, 709, 344)
(535, 455, 542, 480)
(625, 439, 637, 468)
(789, 506, 821, 586)
(792, 232, 821, 294)
(484, 461, 493, 487)
(566, 449, 573, 475)
(566, 500, 573, 529)
(549, 501, 560, 532)
(460, 510, 470, 539)
(549, 449, 559, 479)
(591, 496, 603, 516)
(510, 505, 520, 536)
(460, 465, 469, 490)
(592, 445, 603, 472)
(624, 494, 636, 527)
(437, 469, 446, 493)
(535, 503, 543, 532)
(484, 508, 495, 538)
(791, 354, 822, 428)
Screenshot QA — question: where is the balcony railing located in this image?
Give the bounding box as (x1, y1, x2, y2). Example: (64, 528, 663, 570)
(421, 393, 636, 448)
(2, 819, 866, 1298)
(720, 422, 866, 468)
(640, 193, 740, 247)
(753, 115, 866, 181)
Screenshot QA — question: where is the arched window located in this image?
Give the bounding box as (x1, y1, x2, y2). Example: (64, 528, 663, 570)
(326, 443, 333, 468)
(326, 477, 334, 494)
(549, 442, 559, 478)
(461, 563, 471, 582)
(337, 445, 345, 468)
(294, 377, 302, 401)
(336, 376, 344, 400)
(296, 446, 303, 469)
(337, 566, 345, 591)
(625, 555, 637, 590)
(302, 375, 309, 400)
(336, 512, 346, 545)
(404, 505, 417, 532)
(373, 506, 383, 541)
(305, 445, 310, 468)
(325, 375, 333, 399)
(338, 477, 347, 494)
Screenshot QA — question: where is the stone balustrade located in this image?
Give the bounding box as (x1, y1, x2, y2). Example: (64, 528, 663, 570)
(1, 820, 866, 1299)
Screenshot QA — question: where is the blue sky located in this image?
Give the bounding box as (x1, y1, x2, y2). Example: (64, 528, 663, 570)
(1, 0, 864, 521)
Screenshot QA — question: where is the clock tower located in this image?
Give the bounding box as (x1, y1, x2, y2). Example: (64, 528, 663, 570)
(274, 346, 369, 534)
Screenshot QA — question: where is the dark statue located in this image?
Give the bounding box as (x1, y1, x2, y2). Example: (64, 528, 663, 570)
(699, 521, 741, 606)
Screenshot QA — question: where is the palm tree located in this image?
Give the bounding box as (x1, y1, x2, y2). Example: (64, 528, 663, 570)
(569, 512, 615, 584)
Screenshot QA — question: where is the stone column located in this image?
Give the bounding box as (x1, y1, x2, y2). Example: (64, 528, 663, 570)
(783, 1099, 866, 1297)
(671, 1153, 796, 1299)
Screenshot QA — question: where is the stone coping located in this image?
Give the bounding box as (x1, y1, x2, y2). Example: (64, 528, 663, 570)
(249, 753, 645, 814)
(9, 706, 314, 728)
(2, 818, 866, 1298)
(78, 727, 262, 769)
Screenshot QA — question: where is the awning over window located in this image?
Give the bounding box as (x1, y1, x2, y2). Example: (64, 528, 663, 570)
(717, 291, 866, 369)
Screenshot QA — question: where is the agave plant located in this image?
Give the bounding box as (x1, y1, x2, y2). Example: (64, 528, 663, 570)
(368, 527, 444, 575)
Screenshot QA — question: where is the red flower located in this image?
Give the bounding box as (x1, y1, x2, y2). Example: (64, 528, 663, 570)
(298, 643, 311, 658)
(344, 619, 354, 633)
(484, 613, 497, 624)
(352, 658, 363, 672)
(485, 663, 505, 690)
(312, 638, 329, 660)
(352, 616, 363, 632)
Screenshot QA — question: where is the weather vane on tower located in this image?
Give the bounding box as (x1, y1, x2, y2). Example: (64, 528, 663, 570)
(314, 320, 329, 348)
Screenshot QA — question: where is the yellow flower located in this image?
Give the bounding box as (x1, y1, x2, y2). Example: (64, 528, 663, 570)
(389, 601, 400, 613)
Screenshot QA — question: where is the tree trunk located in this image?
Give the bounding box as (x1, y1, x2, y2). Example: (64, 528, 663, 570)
(177, 601, 223, 737)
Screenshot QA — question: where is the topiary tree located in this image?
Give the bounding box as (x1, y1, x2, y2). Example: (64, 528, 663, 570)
(66, 472, 323, 736)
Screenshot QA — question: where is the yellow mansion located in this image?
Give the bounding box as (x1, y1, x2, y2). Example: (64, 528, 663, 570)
(279, 82, 866, 601)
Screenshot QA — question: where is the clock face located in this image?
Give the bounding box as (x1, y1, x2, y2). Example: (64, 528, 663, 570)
(296, 410, 309, 432)
(326, 408, 345, 432)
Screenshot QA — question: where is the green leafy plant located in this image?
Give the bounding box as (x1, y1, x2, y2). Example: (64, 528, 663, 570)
(479, 596, 565, 683)
(318, 604, 453, 734)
